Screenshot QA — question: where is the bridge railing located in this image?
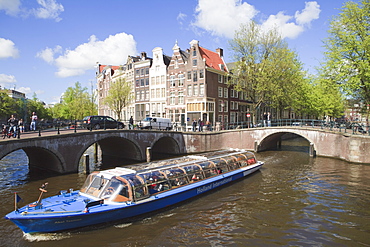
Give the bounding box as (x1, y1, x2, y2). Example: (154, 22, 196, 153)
(1, 118, 369, 141)
(222, 119, 369, 136)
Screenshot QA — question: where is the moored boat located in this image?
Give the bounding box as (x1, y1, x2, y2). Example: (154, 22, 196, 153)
(5, 149, 264, 233)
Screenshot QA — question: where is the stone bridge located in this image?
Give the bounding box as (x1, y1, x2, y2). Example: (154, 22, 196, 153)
(0, 127, 369, 173)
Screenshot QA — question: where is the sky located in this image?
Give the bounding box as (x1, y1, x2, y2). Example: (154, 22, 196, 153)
(0, 0, 353, 105)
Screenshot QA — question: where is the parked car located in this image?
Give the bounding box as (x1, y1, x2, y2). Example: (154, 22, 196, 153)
(82, 116, 125, 130)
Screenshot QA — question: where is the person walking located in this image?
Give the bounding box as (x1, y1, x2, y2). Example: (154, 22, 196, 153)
(263, 112, 267, 127)
(30, 112, 38, 131)
(267, 112, 271, 127)
(192, 119, 197, 132)
(18, 118, 24, 133)
(129, 116, 134, 129)
(198, 118, 203, 132)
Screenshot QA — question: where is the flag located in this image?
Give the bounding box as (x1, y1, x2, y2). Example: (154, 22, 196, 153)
(15, 193, 23, 203)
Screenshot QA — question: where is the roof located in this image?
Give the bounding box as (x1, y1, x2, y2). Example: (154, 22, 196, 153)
(98, 64, 120, 74)
(199, 47, 228, 73)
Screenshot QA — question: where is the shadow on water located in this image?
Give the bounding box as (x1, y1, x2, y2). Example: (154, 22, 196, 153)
(262, 135, 311, 153)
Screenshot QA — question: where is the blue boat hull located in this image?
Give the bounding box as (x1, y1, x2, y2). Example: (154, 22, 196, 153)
(6, 162, 263, 233)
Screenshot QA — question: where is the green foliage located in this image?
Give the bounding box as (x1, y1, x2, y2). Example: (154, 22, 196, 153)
(321, 0, 370, 106)
(56, 82, 97, 120)
(228, 22, 307, 119)
(102, 78, 132, 121)
(0, 91, 15, 119)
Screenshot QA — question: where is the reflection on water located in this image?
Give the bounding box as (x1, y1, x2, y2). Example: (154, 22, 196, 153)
(0, 139, 369, 246)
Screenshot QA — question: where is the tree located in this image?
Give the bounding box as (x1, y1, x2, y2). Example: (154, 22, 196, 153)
(102, 77, 133, 121)
(0, 91, 15, 120)
(228, 22, 306, 122)
(60, 82, 97, 120)
(321, 0, 370, 110)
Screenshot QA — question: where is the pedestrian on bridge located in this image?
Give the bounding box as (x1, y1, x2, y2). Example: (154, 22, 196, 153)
(30, 112, 38, 131)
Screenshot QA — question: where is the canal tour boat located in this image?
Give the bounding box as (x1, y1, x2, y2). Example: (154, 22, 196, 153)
(5, 149, 264, 234)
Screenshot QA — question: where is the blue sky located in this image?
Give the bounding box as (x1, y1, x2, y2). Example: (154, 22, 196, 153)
(0, 0, 351, 104)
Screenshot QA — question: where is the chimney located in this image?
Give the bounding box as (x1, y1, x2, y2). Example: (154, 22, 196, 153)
(141, 52, 147, 59)
(216, 48, 223, 57)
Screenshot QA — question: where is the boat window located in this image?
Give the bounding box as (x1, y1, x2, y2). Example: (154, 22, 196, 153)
(189, 172, 204, 182)
(147, 179, 171, 194)
(85, 175, 109, 197)
(212, 159, 229, 173)
(196, 161, 215, 178)
(137, 170, 165, 183)
(133, 185, 149, 200)
(100, 178, 122, 199)
(180, 164, 201, 174)
(161, 168, 185, 178)
(120, 174, 149, 201)
(247, 157, 256, 165)
(80, 172, 98, 193)
(170, 176, 188, 187)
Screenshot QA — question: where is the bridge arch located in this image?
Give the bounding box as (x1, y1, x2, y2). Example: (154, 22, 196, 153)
(151, 136, 181, 159)
(79, 136, 143, 169)
(21, 146, 65, 173)
(257, 130, 316, 155)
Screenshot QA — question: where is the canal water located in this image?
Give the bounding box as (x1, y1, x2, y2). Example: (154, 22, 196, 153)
(0, 138, 369, 246)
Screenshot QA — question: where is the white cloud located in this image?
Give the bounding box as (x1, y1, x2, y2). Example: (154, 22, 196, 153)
(0, 38, 19, 59)
(177, 12, 187, 25)
(45, 32, 137, 78)
(17, 86, 33, 95)
(261, 12, 304, 39)
(36, 45, 62, 63)
(33, 0, 64, 22)
(193, 0, 258, 38)
(0, 0, 21, 16)
(0, 74, 17, 83)
(192, 0, 321, 39)
(295, 1, 321, 26)
(0, 0, 63, 22)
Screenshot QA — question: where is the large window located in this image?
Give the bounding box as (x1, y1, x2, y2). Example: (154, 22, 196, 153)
(187, 71, 192, 80)
(224, 88, 228, 98)
(218, 74, 223, 83)
(178, 91, 184, 104)
(170, 75, 175, 87)
(170, 92, 175, 105)
(193, 59, 197, 66)
(199, 83, 204, 96)
(218, 87, 223, 98)
(161, 88, 165, 98)
(219, 100, 223, 112)
(193, 84, 198, 96)
(187, 85, 192, 96)
(178, 74, 184, 86)
(193, 70, 198, 82)
(199, 69, 204, 79)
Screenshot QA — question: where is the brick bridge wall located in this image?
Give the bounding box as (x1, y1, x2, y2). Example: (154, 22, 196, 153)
(0, 128, 369, 174)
